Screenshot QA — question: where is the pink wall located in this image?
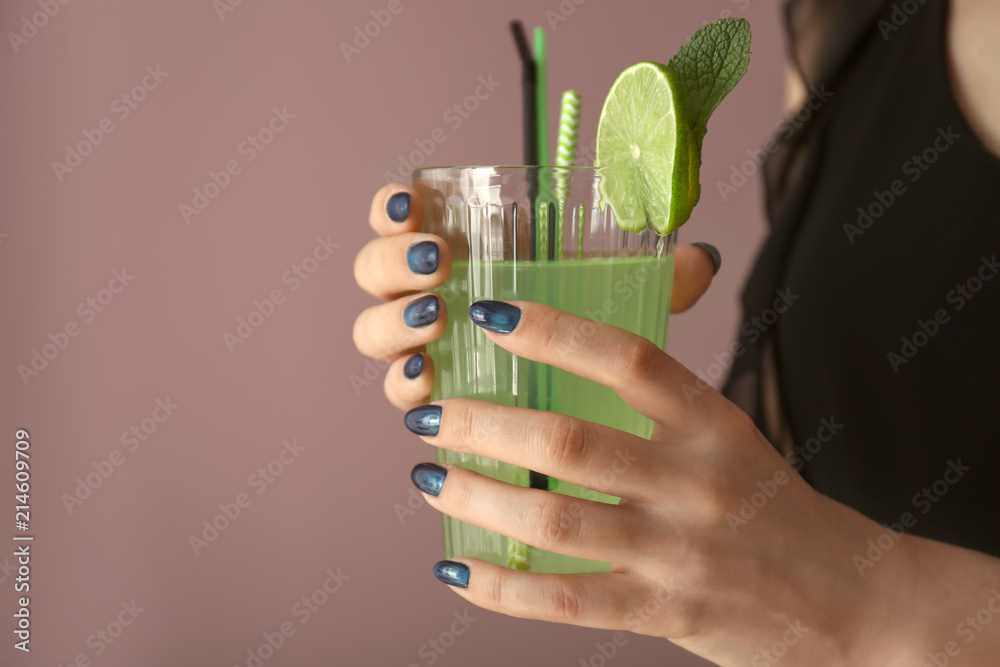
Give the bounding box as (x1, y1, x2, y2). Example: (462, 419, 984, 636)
(0, 1, 785, 665)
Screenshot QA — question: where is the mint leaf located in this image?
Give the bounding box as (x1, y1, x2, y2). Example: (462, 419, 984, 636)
(667, 18, 751, 144)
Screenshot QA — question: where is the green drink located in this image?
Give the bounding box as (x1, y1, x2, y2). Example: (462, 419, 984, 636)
(428, 256, 673, 573)
(415, 166, 675, 574)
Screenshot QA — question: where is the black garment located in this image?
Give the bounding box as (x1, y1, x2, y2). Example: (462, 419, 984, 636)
(724, 0, 1000, 556)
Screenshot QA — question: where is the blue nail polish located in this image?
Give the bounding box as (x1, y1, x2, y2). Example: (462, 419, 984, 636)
(387, 192, 410, 222)
(411, 462, 447, 496)
(469, 300, 521, 334)
(407, 241, 439, 275)
(404, 405, 441, 436)
(403, 354, 424, 379)
(404, 295, 439, 328)
(433, 561, 470, 588)
(692, 242, 722, 276)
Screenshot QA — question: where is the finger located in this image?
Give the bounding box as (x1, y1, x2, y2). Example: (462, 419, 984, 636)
(384, 353, 435, 410)
(353, 293, 447, 361)
(404, 399, 664, 502)
(413, 463, 651, 565)
(467, 300, 729, 430)
(430, 558, 656, 633)
(670, 243, 720, 313)
(354, 232, 452, 300)
(369, 183, 423, 236)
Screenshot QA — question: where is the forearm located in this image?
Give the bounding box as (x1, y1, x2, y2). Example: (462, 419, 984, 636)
(885, 535, 1000, 666)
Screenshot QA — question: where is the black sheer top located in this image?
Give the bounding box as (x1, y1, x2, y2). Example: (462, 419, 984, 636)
(724, 0, 1000, 556)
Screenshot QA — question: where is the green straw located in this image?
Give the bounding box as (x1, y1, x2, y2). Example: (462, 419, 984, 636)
(554, 90, 581, 243)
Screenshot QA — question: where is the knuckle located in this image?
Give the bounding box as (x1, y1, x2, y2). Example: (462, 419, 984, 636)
(445, 401, 473, 443)
(545, 579, 584, 623)
(445, 401, 478, 448)
(620, 336, 663, 384)
(538, 415, 588, 473)
(529, 496, 580, 553)
(538, 309, 581, 358)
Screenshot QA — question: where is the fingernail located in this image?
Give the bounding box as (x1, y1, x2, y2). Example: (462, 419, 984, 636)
(469, 300, 521, 334)
(692, 242, 722, 275)
(433, 560, 470, 588)
(403, 295, 439, 328)
(403, 353, 424, 379)
(411, 462, 447, 496)
(407, 241, 439, 275)
(387, 192, 410, 222)
(404, 405, 441, 436)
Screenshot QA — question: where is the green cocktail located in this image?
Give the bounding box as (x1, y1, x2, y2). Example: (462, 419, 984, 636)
(415, 166, 675, 574)
(428, 256, 673, 573)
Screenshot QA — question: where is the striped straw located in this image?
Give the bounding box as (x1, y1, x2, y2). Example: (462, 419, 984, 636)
(554, 90, 581, 244)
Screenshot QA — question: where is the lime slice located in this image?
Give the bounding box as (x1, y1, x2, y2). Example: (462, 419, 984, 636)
(596, 62, 693, 234)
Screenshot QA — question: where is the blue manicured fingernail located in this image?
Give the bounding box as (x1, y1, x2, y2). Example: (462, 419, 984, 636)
(692, 242, 722, 276)
(411, 462, 447, 496)
(469, 300, 521, 334)
(404, 295, 439, 328)
(387, 192, 410, 222)
(404, 405, 441, 436)
(433, 561, 470, 588)
(407, 241, 439, 275)
(403, 353, 424, 379)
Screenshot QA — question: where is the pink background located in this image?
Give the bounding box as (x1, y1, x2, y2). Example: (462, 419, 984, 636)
(0, 1, 785, 665)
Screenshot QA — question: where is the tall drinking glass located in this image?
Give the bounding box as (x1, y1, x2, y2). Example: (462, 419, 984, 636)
(414, 166, 675, 574)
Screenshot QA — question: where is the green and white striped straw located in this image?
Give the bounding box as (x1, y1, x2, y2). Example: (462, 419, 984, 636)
(554, 90, 581, 245)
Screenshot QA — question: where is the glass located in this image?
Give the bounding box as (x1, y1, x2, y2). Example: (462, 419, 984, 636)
(414, 166, 675, 574)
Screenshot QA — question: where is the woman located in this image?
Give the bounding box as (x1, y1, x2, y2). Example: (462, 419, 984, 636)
(353, 0, 1000, 663)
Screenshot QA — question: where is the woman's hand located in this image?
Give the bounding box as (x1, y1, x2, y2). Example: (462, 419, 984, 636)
(355, 184, 1000, 666)
(353, 183, 720, 410)
(401, 299, 978, 666)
